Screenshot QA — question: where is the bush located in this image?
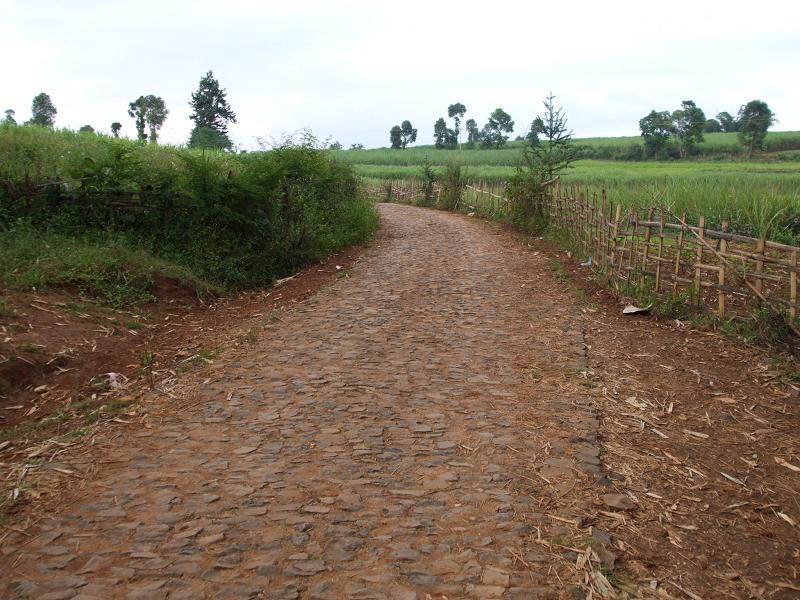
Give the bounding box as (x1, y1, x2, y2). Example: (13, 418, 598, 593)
(437, 163, 464, 211)
(0, 126, 378, 295)
(418, 158, 438, 207)
(506, 166, 548, 231)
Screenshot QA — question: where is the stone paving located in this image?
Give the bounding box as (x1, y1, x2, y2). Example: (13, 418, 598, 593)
(1, 204, 601, 599)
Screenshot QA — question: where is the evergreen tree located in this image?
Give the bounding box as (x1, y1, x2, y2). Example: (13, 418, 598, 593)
(447, 102, 466, 147)
(144, 96, 168, 144)
(189, 127, 231, 150)
(128, 95, 169, 144)
(27, 93, 57, 127)
(716, 111, 739, 133)
(703, 118, 722, 133)
(188, 70, 237, 149)
(390, 125, 403, 149)
(639, 110, 675, 159)
(434, 118, 448, 149)
(480, 108, 514, 148)
(526, 117, 544, 147)
(525, 95, 575, 178)
(111, 122, 122, 137)
(507, 94, 576, 228)
(433, 118, 457, 149)
(672, 100, 705, 157)
(465, 118, 480, 148)
(400, 120, 417, 148)
(128, 96, 148, 142)
(737, 100, 775, 158)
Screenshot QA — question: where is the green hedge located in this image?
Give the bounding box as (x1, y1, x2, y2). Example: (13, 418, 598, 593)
(0, 125, 377, 291)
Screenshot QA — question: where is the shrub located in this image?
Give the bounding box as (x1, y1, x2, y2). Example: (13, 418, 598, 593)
(0, 126, 377, 295)
(437, 163, 464, 211)
(506, 163, 548, 231)
(419, 157, 438, 206)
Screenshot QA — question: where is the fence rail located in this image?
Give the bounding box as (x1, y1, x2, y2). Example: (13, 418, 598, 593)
(549, 181, 800, 321)
(368, 177, 800, 323)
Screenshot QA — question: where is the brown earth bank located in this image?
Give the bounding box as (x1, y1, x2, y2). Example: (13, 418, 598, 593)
(0, 245, 366, 433)
(0, 203, 797, 600)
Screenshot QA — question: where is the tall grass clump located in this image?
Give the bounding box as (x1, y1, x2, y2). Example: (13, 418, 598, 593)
(506, 169, 547, 231)
(438, 163, 465, 211)
(418, 157, 438, 207)
(0, 125, 377, 301)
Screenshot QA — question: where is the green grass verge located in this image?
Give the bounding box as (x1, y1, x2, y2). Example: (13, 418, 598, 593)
(1, 125, 380, 292)
(0, 225, 222, 306)
(361, 159, 800, 243)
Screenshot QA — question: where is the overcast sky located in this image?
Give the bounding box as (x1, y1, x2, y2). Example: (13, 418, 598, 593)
(2, 0, 798, 149)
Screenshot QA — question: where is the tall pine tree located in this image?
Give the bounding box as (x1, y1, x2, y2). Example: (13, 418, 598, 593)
(27, 93, 57, 127)
(188, 70, 237, 150)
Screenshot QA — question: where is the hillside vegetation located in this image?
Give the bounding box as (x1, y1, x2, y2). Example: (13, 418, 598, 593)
(0, 125, 377, 305)
(335, 130, 800, 166)
(343, 132, 800, 242)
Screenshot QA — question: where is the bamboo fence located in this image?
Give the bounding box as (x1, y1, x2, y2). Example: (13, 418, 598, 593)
(365, 179, 510, 216)
(369, 177, 800, 322)
(549, 180, 800, 321)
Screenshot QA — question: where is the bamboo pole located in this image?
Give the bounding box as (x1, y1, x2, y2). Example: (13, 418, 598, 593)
(628, 212, 637, 282)
(673, 213, 686, 298)
(755, 237, 765, 296)
(611, 204, 621, 268)
(655, 209, 665, 293)
(718, 220, 729, 318)
(641, 208, 654, 287)
(602, 196, 608, 268)
(592, 192, 599, 264)
(694, 216, 705, 305)
(791, 251, 798, 320)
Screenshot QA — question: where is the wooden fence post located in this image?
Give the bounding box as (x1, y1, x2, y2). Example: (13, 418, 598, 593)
(654, 208, 665, 293)
(673, 213, 686, 298)
(791, 251, 798, 320)
(600, 190, 607, 268)
(718, 220, 729, 318)
(755, 237, 765, 296)
(629, 211, 638, 282)
(611, 203, 621, 268)
(592, 192, 599, 265)
(640, 208, 654, 287)
(695, 216, 705, 305)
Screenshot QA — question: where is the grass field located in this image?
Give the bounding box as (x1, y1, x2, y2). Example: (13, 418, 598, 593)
(334, 130, 800, 167)
(350, 151, 800, 243)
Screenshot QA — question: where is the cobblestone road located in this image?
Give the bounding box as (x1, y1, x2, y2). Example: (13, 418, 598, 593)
(2, 204, 601, 599)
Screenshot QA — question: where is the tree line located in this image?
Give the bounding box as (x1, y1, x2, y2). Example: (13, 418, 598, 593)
(639, 99, 775, 159)
(384, 97, 779, 159)
(2, 71, 239, 150)
(389, 104, 522, 150)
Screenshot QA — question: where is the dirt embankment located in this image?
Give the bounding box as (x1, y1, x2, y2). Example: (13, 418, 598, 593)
(1, 245, 365, 436)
